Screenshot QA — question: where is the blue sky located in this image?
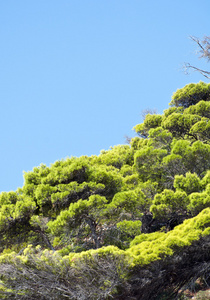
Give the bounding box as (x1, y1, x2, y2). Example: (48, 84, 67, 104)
(0, 0, 210, 192)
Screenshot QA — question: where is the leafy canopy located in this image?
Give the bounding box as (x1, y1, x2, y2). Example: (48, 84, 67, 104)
(0, 81, 210, 299)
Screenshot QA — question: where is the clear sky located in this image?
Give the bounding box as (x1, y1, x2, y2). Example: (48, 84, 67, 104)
(0, 0, 210, 192)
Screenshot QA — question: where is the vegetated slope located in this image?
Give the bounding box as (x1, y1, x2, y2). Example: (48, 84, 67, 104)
(0, 81, 210, 299)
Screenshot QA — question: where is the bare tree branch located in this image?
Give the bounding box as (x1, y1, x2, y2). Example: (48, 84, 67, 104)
(190, 36, 206, 54)
(184, 63, 210, 79)
(184, 36, 210, 79)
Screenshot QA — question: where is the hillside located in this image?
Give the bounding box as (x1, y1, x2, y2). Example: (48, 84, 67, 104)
(0, 81, 210, 299)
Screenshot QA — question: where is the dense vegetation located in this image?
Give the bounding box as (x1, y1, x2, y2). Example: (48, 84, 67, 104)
(0, 81, 210, 299)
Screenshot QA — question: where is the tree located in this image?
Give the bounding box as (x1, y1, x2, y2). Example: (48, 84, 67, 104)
(48, 195, 108, 250)
(184, 36, 210, 79)
(0, 80, 210, 299)
(169, 81, 210, 108)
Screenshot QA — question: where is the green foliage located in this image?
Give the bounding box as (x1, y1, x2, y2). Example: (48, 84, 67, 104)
(130, 231, 165, 247)
(184, 100, 210, 118)
(133, 114, 163, 138)
(150, 189, 188, 219)
(174, 172, 202, 194)
(148, 127, 173, 150)
(189, 118, 210, 142)
(42, 158, 89, 185)
(201, 170, 210, 188)
(127, 207, 210, 266)
(106, 188, 146, 219)
(170, 81, 210, 108)
(88, 165, 123, 199)
(0, 81, 210, 299)
(163, 106, 184, 117)
(0, 245, 130, 300)
(130, 136, 148, 150)
(97, 145, 134, 168)
(161, 112, 202, 138)
(187, 186, 210, 216)
(117, 220, 142, 236)
(162, 153, 185, 186)
(48, 195, 108, 249)
(170, 140, 210, 177)
(134, 146, 167, 182)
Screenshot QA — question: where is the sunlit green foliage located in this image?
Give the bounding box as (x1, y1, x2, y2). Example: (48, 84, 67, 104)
(0, 81, 210, 299)
(48, 194, 108, 250)
(170, 140, 210, 176)
(117, 220, 142, 236)
(189, 118, 210, 142)
(133, 114, 162, 138)
(134, 146, 167, 182)
(150, 189, 188, 219)
(184, 100, 210, 118)
(148, 127, 173, 150)
(96, 145, 134, 168)
(127, 207, 210, 265)
(187, 184, 210, 216)
(161, 112, 202, 138)
(174, 172, 202, 194)
(170, 81, 210, 108)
